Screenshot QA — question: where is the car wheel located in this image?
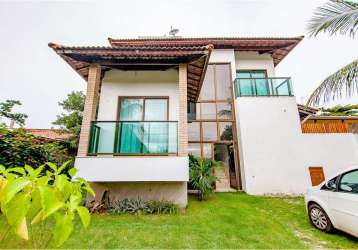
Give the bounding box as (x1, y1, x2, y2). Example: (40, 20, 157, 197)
(308, 203, 333, 233)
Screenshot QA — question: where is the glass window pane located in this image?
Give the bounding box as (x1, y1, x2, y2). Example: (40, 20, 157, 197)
(203, 143, 212, 158)
(142, 122, 168, 153)
(202, 122, 217, 141)
(119, 122, 143, 153)
(199, 65, 215, 101)
(188, 143, 201, 157)
(219, 122, 233, 141)
(216, 64, 232, 100)
(251, 72, 266, 78)
(217, 103, 232, 119)
(188, 122, 200, 141)
(238, 79, 254, 96)
(200, 103, 216, 119)
(119, 99, 143, 120)
(339, 170, 358, 193)
(144, 99, 167, 120)
(95, 122, 116, 153)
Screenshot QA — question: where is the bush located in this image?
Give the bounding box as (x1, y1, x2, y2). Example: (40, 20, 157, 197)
(109, 198, 178, 215)
(189, 154, 222, 200)
(0, 126, 73, 170)
(147, 200, 179, 214)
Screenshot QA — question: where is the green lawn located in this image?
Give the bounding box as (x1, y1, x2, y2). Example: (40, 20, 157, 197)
(1, 193, 357, 249)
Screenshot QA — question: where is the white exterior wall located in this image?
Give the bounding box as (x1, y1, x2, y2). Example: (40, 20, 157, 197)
(235, 97, 358, 195)
(98, 69, 179, 121)
(76, 156, 188, 182)
(235, 51, 276, 77)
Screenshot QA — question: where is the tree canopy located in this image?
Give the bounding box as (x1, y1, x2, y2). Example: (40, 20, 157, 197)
(0, 99, 28, 127)
(53, 91, 85, 148)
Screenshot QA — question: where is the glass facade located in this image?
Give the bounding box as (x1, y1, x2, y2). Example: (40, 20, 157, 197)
(188, 64, 236, 159)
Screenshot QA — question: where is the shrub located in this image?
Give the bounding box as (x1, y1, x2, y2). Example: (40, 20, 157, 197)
(0, 161, 94, 247)
(110, 198, 149, 214)
(109, 198, 178, 215)
(0, 126, 73, 170)
(189, 154, 222, 200)
(147, 200, 179, 214)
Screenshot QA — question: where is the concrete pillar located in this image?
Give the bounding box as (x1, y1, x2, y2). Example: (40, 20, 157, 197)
(77, 64, 101, 157)
(178, 64, 188, 156)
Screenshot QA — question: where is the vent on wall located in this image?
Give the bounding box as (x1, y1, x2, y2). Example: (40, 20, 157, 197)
(309, 166, 325, 186)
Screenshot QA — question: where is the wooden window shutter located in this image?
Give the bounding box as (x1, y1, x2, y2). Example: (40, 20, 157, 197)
(309, 167, 325, 186)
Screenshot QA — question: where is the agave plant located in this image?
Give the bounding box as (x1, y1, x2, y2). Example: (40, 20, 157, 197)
(189, 154, 222, 201)
(306, 0, 358, 106)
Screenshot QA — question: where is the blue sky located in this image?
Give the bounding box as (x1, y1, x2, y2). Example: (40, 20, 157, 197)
(0, 0, 357, 128)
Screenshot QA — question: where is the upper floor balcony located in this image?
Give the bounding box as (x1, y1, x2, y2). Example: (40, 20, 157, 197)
(234, 77, 293, 97)
(88, 121, 178, 155)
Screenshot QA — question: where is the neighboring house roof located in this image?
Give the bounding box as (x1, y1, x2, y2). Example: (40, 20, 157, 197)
(108, 36, 304, 66)
(297, 104, 318, 119)
(25, 129, 71, 141)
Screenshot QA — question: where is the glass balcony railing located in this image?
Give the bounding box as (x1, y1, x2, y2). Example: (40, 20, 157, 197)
(234, 77, 293, 97)
(88, 121, 178, 155)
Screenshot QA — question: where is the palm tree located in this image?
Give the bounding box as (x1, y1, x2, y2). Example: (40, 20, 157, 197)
(306, 0, 358, 106)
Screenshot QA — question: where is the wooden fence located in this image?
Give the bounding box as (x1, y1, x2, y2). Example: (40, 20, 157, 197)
(302, 122, 350, 133)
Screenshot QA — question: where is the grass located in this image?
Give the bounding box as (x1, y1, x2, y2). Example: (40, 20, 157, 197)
(1, 193, 357, 249)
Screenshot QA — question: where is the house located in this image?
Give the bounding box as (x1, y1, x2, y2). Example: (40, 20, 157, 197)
(25, 128, 71, 141)
(49, 36, 358, 207)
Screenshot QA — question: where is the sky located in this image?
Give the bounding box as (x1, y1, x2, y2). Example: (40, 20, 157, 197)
(0, 0, 357, 128)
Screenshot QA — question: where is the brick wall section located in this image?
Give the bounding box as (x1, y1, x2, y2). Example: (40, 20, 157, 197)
(77, 64, 101, 157)
(178, 64, 188, 156)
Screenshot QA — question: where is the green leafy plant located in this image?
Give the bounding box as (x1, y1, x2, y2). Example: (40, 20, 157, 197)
(109, 198, 178, 215)
(306, 0, 358, 105)
(319, 104, 358, 116)
(0, 99, 28, 127)
(0, 126, 73, 170)
(189, 154, 221, 201)
(53, 91, 85, 148)
(147, 200, 179, 214)
(110, 198, 149, 214)
(0, 161, 94, 247)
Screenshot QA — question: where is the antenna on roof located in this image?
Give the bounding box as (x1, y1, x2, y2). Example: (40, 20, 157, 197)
(169, 26, 179, 37)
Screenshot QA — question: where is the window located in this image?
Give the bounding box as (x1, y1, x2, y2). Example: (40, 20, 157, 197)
(118, 97, 169, 154)
(338, 170, 358, 194)
(236, 70, 269, 96)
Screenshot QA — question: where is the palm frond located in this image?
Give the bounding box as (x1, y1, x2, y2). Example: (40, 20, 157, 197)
(307, 0, 358, 37)
(307, 59, 358, 106)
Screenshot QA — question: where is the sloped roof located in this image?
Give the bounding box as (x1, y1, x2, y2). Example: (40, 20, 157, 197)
(108, 36, 304, 66)
(49, 43, 213, 102)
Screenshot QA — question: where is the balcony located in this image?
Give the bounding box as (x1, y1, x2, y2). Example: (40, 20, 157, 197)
(88, 121, 178, 155)
(234, 77, 293, 97)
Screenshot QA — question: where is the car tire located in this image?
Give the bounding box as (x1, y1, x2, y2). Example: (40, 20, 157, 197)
(308, 203, 334, 233)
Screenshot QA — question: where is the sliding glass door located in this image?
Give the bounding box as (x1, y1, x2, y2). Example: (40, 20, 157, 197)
(118, 97, 168, 154)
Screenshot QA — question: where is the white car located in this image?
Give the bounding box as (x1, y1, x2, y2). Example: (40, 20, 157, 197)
(305, 167, 358, 237)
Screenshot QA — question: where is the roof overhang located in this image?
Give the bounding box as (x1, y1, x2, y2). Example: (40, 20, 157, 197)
(108, 36, 304, 66)
(49, 43, 213, 102)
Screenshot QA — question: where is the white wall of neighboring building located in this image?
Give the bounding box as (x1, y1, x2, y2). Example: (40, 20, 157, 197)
(235, 97, 358, 195)
(98, 69, 179, 121)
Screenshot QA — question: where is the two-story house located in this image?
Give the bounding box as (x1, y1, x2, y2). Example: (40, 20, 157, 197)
(49, 36, 358, 207)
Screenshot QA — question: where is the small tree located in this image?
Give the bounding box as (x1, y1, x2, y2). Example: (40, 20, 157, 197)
(189, 154, 221, 200)
(53, 91, 85, 148)
(0, 100, 28, 127)
(0, 161, 94, 247)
